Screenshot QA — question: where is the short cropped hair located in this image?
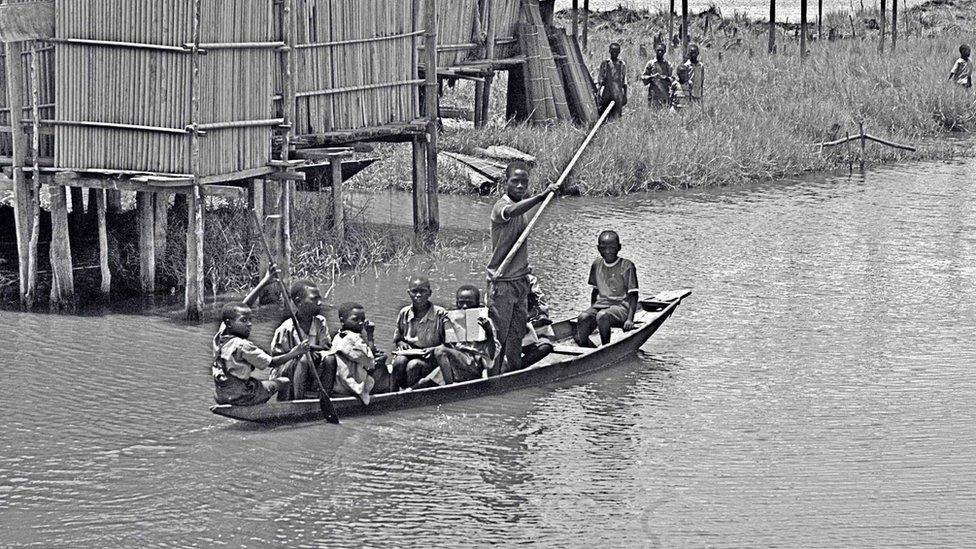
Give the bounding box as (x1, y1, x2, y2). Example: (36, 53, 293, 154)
(505, 160, 531, 180)
(221, 301, 249, 323)
(289, 279, 317, 303)
(456, 284, 481, 300)
(337, 301, 364, 321)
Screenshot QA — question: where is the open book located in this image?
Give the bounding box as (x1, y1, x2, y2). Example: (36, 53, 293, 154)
(444, 307, 488, 343)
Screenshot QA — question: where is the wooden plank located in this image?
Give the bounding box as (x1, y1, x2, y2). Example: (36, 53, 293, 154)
(137, 192, 156, 294)
(48, 184, 75, 310)
(0, 2, 55, 42)
(95, 189, 111, 297)
(53, 176, 247, 200)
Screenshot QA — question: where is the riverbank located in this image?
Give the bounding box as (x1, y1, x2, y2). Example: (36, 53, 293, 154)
(352, 0, 976, 195)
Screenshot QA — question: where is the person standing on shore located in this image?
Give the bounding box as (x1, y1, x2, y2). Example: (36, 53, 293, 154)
(948, 44, 972, 89)
(641, 43, 674, 109)
(597, 42, 628, 119)
(682, 43, 705, 104)
(487, 161, 561, 374)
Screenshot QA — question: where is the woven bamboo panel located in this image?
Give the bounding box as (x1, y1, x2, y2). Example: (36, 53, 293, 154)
(489, 0, 521, 59)
(54, 0, 274, 177)
(286, 0, 421, 136)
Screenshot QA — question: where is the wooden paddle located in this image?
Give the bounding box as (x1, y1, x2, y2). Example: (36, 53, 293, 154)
(250, 209, 340, 424)
(490, 101, 617, 281)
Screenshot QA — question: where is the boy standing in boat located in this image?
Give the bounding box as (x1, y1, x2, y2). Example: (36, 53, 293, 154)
(331, 302, 390, 405)
(391, 276, 448, 389)
(575, 231, 639, 347)
(487, 161, 561, 374)
(212, 267, 311, 406)
(269, 280, 337, 400)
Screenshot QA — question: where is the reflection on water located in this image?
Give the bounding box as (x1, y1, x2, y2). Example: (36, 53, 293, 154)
(2, 159, 976, 547)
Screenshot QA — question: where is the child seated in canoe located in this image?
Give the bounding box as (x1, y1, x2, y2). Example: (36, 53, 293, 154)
(269, 279, 337, 400)
(521, 274, 554, 368)
(575, 231, 639, 347)
(411, 285, 498, 389)
(331, 302, 391, 405)
(391, 275, 448, 390)
(212, 267, 310, 406)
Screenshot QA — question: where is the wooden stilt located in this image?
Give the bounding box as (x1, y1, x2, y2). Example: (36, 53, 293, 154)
(154, 193, 168, 270)
(681, 0, 689, 58)
(879, 0, 886, 54)
(185, 188, 205, 321)
(137, 191, 155, 294)
(768, 0, 776, 54)
(106, 189, 122, 212)
(581, 0, 589, 51)
(69, 186, 84, 216)
(800, 0, 808, 59)
(818, 0, 823, 40)
(3, 42, 35, 308)
(95, 189, 111, 298)
(411, 137, 429, 234)
(474, 84, 485, 127)
(330, 157, 345, 240)
(425, 0, 440, 233)
(48, 184, 75, 310)
(572, 0, 579, 41)
(892, 0, 897, 52)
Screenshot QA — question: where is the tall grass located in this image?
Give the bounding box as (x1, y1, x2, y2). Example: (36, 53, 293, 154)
(431, 4, 976, 195)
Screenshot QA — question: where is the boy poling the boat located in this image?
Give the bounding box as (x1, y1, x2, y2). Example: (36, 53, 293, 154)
(211, 266, 311, 406)
(574, 231, 639, 348)
(269, 279, 338, 401)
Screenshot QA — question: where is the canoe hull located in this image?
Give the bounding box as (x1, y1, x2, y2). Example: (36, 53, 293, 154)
(211, 289, 691, 424)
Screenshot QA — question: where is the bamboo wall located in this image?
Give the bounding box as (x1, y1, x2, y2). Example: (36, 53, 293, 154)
(490, 0, 522, 59)
(1, 0, 55, 161)
(54, 0, 274, 177)
(285, 0, 422, 136)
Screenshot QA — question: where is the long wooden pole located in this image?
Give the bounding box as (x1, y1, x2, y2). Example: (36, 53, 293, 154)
(424, 0, 439, 232)
(572, 0, 579, 41)
(491, 102, 614, 280)
(669, 0, 674, 45)
(581, 0, 589, 51)
(681, 0, 689, 58)
(185, 0, 205, 321)
(3, 41, 34, 308)
(768, 0, 776, 54)
(818, 0, 823, 40)
(95, 189, 111, 297)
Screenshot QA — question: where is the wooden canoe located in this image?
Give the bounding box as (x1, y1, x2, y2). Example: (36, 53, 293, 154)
(210, 288, 692, 424)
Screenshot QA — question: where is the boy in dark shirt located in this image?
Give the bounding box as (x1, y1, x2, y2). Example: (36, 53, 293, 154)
(575, 231, 639, 347)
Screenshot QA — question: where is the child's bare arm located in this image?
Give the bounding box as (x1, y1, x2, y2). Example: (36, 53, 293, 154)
(242, 265, 280, 307)
(269, 339, 310, 367)
(623, 293, 639, 330)
(590, 288, 599, 305)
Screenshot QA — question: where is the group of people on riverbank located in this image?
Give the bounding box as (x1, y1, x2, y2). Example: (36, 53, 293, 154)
(596, 41, 704, 118)
(211, 161, 641, 408)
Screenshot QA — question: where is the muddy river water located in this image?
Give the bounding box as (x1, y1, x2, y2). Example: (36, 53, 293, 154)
(2, 157, 975, 547)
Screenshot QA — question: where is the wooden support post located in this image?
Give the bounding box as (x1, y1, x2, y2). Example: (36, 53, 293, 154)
(800, 0, 807, 59)
(879, 0, 886, 54)
(330, 157, 345, 241)
(154, 193, 168, 270)
(582, 0, 589, 51)
(185, 188, 205, 321)
(768, 0, 776, 54)
(278, 0, 297, 284)
(95, 189, 111, 297)
(411, 137, 429, 234)
(48, 184, 75, 310)
(106, 189, 122, 212)
(891, 0, 897, 52)
(425, 0, 440, 233)
(818, 0, 823, 40)
(571, 0, 578, 41)
(681, 0, 689, 59)
(251, 179, 269, 275)
(474, 85, 485, 127)
(859, 121, 866, 169)
(3, 41, 35, 308)
(669, 0, 675, 44)
(69, 186, 84, 215)
(481, 0, 497, 126)
(137, 191, 155, 294)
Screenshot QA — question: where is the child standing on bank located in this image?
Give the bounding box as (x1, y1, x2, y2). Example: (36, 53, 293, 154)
(670, 65, 693, 111)
(948, 44, 972, 88)
(641, 43, 673, 109)
(682, 43, 705, 104)
(597, 42, 628, 119)
(212, 267, 310, 406)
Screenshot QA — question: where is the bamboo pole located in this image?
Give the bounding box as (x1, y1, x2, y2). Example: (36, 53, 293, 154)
(581, 0, 589, 51)
(278, 0, 297, 283)
(185, 0, 205, 321)
(480, 0, 497, 127)
(891, 0, 897, 52)
(411, 136, 429, 234)
(818, 0, 823, 40)
(879, 0, 886, 54)
(425, 0, 440, 232)
(801, 0, 807, 59)
(27, 42, 44, 308)
(137, 191, 156, 294)
(95, 189, 111, 297)
(3, 41, 35, 308)
(768, 0, 776, 54)
(572, 0, 578, 40)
